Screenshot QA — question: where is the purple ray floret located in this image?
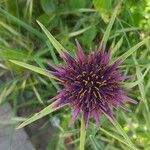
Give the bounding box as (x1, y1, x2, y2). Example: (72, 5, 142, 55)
(48, 40, 137, 128)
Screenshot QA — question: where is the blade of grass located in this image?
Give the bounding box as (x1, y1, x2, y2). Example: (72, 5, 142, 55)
(37, 20, 67, 56)
(0, 21, 20, 36)
(112, 36, 123, 55)
(69, 26, 91, 37)
(0, 81, 16, 105)
(113, 118, 137, 150)
(80, 115, 86, 150)
(10, 60, 61, 81)
(0, 117, 27, 125)
(100, 127, 133, 149)
(34, 57, 60, 90)
(101, 112, 136, 149)
(101, 3, 121, 46)
(116, 37, 150, 62)
(0, 45, 32, 60)
(46, 41, 59, 65)
(0, 88, 7, 104)
(0, 8, 45, 40)
(16, 101, 66, 129)
(133, 54, 150, 125)
(89, 135, 100, 150)
(124, 64, 150, 88)
(32, 83, 44, 104)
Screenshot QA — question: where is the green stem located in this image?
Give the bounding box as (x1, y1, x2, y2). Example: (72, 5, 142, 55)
(80, 115, 86, 150)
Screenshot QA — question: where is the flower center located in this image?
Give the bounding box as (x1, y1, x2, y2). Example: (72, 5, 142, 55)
(76, 71, 106, 99)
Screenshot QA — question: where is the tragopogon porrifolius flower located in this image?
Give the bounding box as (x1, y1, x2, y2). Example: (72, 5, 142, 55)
(48, 40, 137, 128)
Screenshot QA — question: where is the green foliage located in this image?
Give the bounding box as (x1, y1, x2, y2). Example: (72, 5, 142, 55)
(0, 0, 150, 150)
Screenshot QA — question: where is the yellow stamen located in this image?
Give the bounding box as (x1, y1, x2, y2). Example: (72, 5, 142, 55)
(88, 87, 91, 93)
(93, 91, 98, 98)
(77, 75, 82, 79)
(94, 87, 99, 91)
(97, 81, 102, 85)
(82, 71, 86, 76)
(75, 81, 80, 84)
(97, 92, 102, 99)
(83, 80, 88, 85)
(80, 90, 87, 98)
(92, 74, 96, 78)
(90, 71, 93, 75)
(79, 88, 84, 94)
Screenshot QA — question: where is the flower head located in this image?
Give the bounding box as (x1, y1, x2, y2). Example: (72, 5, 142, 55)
(48, 40, 137, 128)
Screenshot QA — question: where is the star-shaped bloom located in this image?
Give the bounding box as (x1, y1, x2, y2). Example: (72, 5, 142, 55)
(48, 40, 137, 128)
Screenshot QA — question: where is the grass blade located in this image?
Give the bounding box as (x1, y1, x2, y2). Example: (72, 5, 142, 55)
(16, 101, 66, 129)
(0, 81, 16, 104)
(69, 26, 91, 37)
(37, 20, 67, 56)
(100, 127, 134, 149)
(112, 36, 123, 55)
(80, 115, 86, 150)
(89, 135, 99, 150)
(34, 57, 60, 90)
(116, 37, 150, 62)
(32, 84, 44, 104)
(101, 3, 121, 46)
(10, 60, 61, 81)
(114, 119, 137, 150)
(124, 64, 150, 88)
(133, 54, 150, 125)
(46, 41, 59, 65)
(0, 8, 45, 40)
(0, 117, 27, 125)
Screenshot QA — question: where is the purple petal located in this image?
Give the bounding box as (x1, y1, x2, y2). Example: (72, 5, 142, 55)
(69, 107, 80, 127)
(75, 39, 85, 62)
(121, 95, 138, 104)
(48, 91, 66, 103)
(103, 48, 111, 65)
(120, 105, 132, 112)
(53, 99, 69, 108)
(83, 110, 90, 129)
(61, 50, 77, 66)
(48, 62, 66, 74)
(92, 109, 100, 128)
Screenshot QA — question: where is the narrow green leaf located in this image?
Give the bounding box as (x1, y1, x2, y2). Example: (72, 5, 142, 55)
(0, 8, 45, 40)
(32, 84, 44, 104)
(114, 119, 137, 150)
(101, 3, 121, 45)
(124, 64, 150, 88)
(0, 46, 32, 60)
(34, 57, 60, 90)
(116, 37, 150, 62)
(100, 127, 134, 149)
(133, 54, 150, 125)
(0, 117, 27, 125)
(46, 41, 59, 65)
(89, 135, 99, 150)
(0, 81, 16, 104)
(0, 88, 7, 104)
(10, 60, 61, 81)
(37, 20, 67, 56)
(16, 101, 66, 129)
(112, 36, 123, 55)
(69, 26, 91, 37)
(80, 115, 86, 150)
(0, 21, 20, 36)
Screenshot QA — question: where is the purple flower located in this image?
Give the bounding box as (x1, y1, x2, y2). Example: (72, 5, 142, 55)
(48, 40, 137, 128)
